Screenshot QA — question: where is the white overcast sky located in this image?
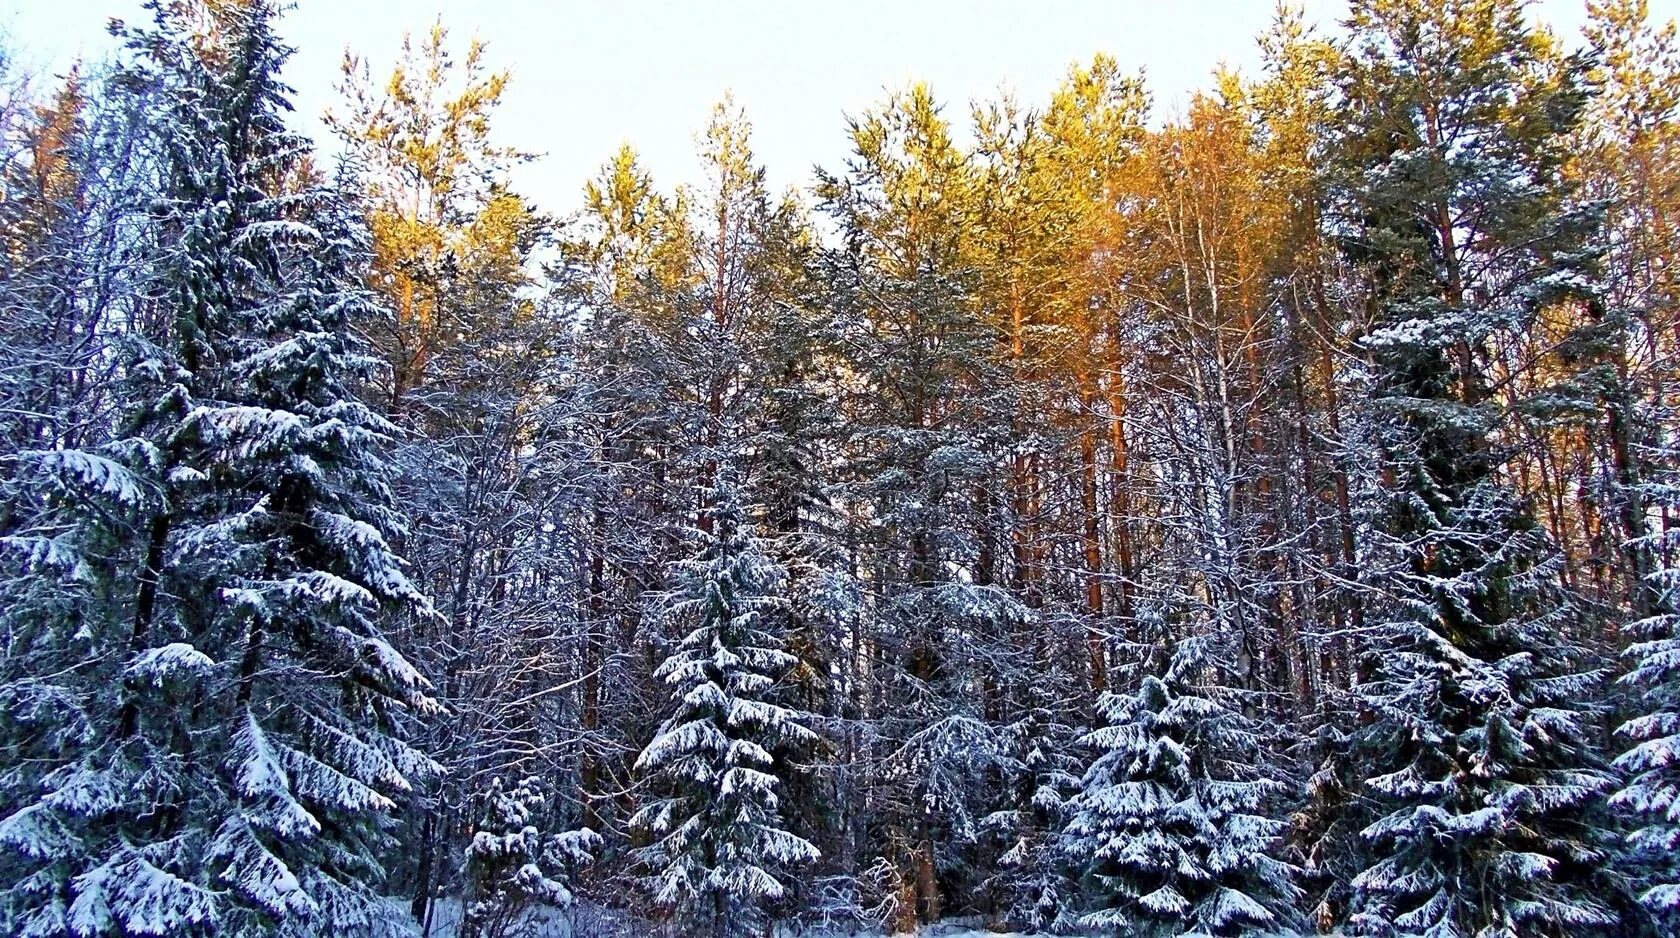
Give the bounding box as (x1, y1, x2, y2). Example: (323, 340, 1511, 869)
(5, 1, 1677, 212)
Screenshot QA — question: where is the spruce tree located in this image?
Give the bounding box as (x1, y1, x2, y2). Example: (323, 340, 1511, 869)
(0, 4, 437, 935)
(1065, 636, 1300, 937)
(1615, 433, 1680, 922)
(989, 648, 1085, 934)
(1593, 1, 1680, 925)
(1332, 1, 1627, 933)
(460, 776, 600, 938)
(631, 468, 819, 936)
(0, 55, 159, 936)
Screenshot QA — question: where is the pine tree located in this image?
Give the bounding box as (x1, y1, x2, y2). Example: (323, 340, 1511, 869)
(328, 23, 565, 922)
(325, 19, 534, 411)
(1064, 636, 1300, 937)
(549, 146, 698, 874)
(632, 468, 819, 936)
(817, 84, 1033, 927)
(1331, 1, 1629, 933)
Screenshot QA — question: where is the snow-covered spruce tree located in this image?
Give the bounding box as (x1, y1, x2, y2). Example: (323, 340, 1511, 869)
(1064, 635, 1300, 937)
(0, 52, 191, 938)
(1615, 428, 1680, 924)
(0, 399, 158, 936)
(1580, 1, 1680, 927)
(0, 419, 155, 936)
(460, 776, 600, 938)
(632, 469, 819, 937)
(989, 663, 1085, 934)
(1331, 1, 1629, 933)
(0, 4, 437, 936)
(1346, 501, 1621, 938)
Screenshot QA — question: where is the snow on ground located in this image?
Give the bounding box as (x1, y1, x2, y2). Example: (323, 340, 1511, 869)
(856, 929, 1032, 938)
(397, 901, 1032, 938)
(399, 897, 665, 938)
(397, 903, 1303, 938)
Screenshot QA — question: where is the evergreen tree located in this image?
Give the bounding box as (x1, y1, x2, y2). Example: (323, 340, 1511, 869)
(559, 144, 698, 848)
(0, 52, 173, 938)
(460, 776, 600, 938)
(1331, 1, 1629, 933)
(989, 670, 1085, 933)
(1588, 1, 1680, 925)
(817, 84, 1032, 927)
(1615, 445, 1680, 924)
(328, 24, 564, 921)
(631, 468, 819, 936)
(0, 4, 437, 935)
(1065, 636, 1300, 937)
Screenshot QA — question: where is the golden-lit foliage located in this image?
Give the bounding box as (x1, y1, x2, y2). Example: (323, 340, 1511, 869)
(1, 69, 84, 265)
(575, 143, 695, 306)
(1582, 0, 1680, 341)
(329, 20, 540, 404)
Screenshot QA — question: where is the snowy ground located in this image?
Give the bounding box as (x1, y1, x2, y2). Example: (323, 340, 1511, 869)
(853, 928, 1032, 938)
(401, 901, 1034, 938)
(404, 898, 613, 938)
(401, 904, 1308, 938)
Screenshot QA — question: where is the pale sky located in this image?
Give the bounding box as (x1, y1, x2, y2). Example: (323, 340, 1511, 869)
(5, 0, 1677, 213)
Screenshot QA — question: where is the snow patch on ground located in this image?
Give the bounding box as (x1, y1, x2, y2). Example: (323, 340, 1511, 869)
(400, 897, 638, 938)
(398, 901, 1304, 938)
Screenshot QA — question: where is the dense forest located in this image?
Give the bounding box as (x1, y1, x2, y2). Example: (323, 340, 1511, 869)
(2, 0, 1679, 935)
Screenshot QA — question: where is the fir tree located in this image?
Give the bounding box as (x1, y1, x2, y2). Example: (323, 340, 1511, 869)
(631, 468, 819, 937)
(0, 443, 154, 938)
